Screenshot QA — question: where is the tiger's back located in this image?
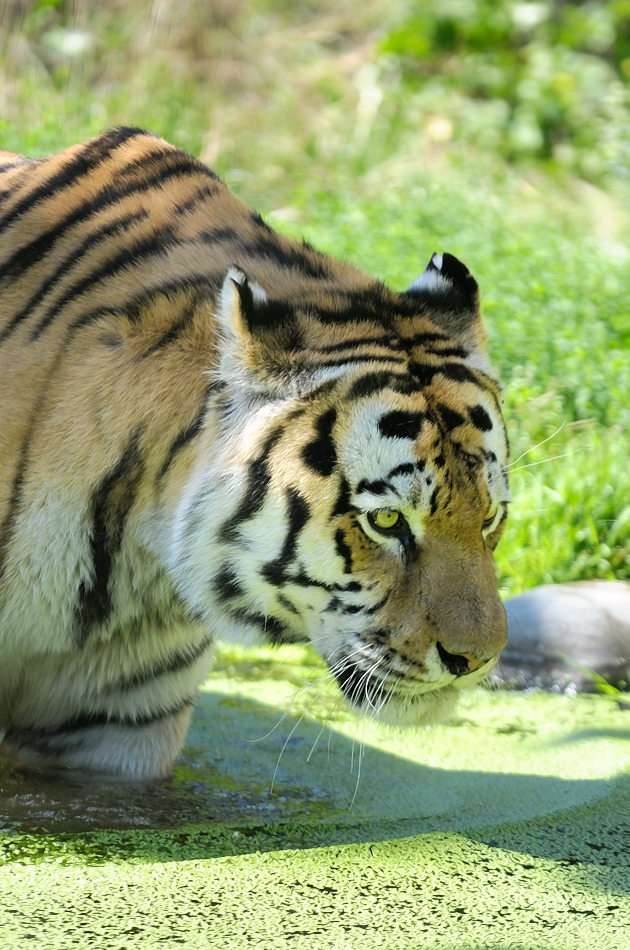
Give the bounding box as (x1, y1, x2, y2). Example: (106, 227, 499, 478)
(0, 127, 373, 524)
(0, 129, 510, 778)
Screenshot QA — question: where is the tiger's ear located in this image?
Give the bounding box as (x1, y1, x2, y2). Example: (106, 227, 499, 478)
(215, 267, 299, 395)
(217, 266, 269, 342)
(404, 252, 488, 356)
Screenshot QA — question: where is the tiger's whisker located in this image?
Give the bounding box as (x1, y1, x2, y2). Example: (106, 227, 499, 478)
(507, 450, 579, 473)
(246, 659, 328, 742)
(504, 421, 566, 469)
(270, 678, 337, 794)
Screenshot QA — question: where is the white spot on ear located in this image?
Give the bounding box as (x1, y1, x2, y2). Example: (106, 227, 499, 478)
(217, 270, 239, 342)
(408, 269, 451, 294)
(227, 265, 247, 285)
(218, 267, 268, 341)
(250, 280, 268, 305)
(407, 252, 451, 293)
(225, 267, 267, 304)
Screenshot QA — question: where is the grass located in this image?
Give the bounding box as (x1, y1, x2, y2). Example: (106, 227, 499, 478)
(0, 0, 628, 592)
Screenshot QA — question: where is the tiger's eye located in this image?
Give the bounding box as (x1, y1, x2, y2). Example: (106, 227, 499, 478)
(372, 509, 400, 530)
(482, 504, 498, 530)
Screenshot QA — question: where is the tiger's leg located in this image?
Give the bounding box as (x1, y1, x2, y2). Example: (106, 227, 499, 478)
(1, 633, 214, 779)
(1, 705, 194, 779)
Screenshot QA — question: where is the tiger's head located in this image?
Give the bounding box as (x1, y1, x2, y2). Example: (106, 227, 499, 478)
(172, 251, 509, 726)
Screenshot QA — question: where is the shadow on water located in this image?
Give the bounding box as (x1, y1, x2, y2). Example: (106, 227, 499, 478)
(2, 681, 630, 878)
(549, 727, 630, 745)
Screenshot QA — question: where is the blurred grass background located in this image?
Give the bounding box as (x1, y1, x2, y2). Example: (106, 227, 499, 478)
(0, 0, 629, 594)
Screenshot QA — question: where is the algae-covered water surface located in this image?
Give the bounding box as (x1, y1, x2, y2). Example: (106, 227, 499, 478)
(2, 647, 630, 948)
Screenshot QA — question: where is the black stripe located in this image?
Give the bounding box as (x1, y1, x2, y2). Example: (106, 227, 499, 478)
(356, 479, 391, 496)
(199, 225, 330, 281)
(337, 592, 390, 616)
(68, 275, 220, 336)
(286, 569, 334, 591)
(301, 377, 340, 402)
(174, 182, 219, 217)
(76, 428, 144, 643)
(218, 427, 285, 543)
(138, 305, 197, 358)
(156, 391, 212, 482)
(314, 354, 406, 368)
(388, 463, 414, 479)
(365, 629, 392, 648)
(400, 331, 449, 346)
(451, 445, 482, 471)
(251, 209, 273, 233)
(301, 408, 337, 477)
(365, 593, 390, 615)
(378, 410, 424, 440)
(114, 635, 214, 691)
(469, 404, 493, 431)
(260, 490, 311, 587)
(0, 209, 150, 345)
(0, 433, 35, 582)
(111, 146, 217, 186)
(423, 345, 469, 359)
(429, 484, 441, 515)
(228, 608, 297, 646)
(0, 354, 65, 581)
(300, 289, 422, 327)
(317, 335, 404, 353)
(5, 697, 194, 749)
(277, 593, 300, 615)
(0, 152, 219, 287)
(0, 127, 145, 234)
(30, 224, 178, 339)
(0, 158, 30, 173)
(432, 346, 469, 360)
(331, 477, 353, 517)
(390, 375, 427, 397)
(347, 371, 402, 400)
(337, 580, 363, 592)
(409, 359, 491, 392)
(435, 403, 466, 432)
(213, 564, 244, 603)
(334, 528, 353, 574)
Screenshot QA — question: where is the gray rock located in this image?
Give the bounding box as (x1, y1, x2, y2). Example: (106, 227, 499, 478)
(490, 581, 630, 693)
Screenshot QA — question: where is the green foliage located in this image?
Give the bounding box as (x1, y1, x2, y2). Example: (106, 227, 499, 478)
(0, 0, 628, 590)
(380, 0, 630, 178)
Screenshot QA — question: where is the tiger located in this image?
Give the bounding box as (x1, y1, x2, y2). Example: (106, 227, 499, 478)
(0, 128, 510, 780)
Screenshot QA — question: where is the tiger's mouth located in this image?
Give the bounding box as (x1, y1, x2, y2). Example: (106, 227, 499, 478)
(330, 647, 498, 725)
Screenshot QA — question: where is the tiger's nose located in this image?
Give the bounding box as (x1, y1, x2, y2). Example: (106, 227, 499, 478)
(436, 641, 494, 676)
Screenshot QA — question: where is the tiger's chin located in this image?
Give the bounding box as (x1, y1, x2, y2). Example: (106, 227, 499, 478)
(352, 685, 460, 729)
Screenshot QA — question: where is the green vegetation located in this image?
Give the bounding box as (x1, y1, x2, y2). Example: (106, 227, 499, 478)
(1, 0, 628, 591)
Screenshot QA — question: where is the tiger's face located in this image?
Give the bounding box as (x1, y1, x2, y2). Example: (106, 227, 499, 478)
(172, 253, 509, 727)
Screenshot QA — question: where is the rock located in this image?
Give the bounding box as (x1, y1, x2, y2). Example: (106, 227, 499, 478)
(490, 581, 630, 693)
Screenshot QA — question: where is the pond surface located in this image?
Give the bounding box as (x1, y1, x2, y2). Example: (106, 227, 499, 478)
(2, 645, 630, 839)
